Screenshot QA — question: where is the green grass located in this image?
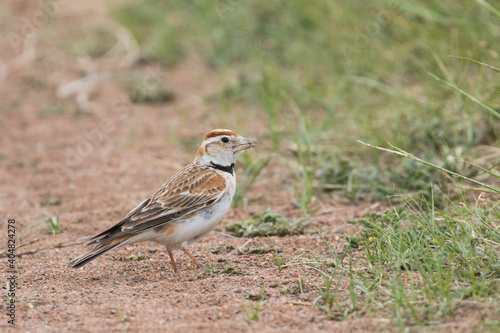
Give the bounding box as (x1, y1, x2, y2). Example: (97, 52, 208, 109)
(225, 209, 305, 237)
(113, 0, 500, 206)
(110, 253, 149, 262)
(291, 133, 316, 215)
(202, 264, 245, 277)
(209, 245, 235, 254)
(232, 155, 270, 208)
(32, 214, 63, 235)
(114, 1, 498, 144)
(45, 215, 62, 235)
(129, 85, 174, 104)
(244, 300, 261, 321)
(244, 288, 266, 321)
(308, 197, 500, 325)
(118, 310, 131, 323)
(112, 0, 500, 329)
(268, 236, 288, 273)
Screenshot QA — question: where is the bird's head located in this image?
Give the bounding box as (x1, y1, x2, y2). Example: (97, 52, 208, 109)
(195, 129, 257, 167)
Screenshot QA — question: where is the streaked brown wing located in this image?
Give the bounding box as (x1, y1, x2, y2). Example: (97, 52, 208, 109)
(87, 164, 226, 245)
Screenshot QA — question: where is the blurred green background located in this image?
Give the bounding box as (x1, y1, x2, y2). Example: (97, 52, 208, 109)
(112, 0, 499, 204)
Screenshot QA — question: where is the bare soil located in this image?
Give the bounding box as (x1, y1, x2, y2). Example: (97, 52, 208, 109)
(0, 1, 488, 332)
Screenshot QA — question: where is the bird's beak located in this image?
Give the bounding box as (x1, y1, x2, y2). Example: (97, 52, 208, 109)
(234, 137, 257, 152)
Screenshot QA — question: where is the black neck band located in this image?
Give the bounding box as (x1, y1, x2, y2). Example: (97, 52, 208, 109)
(209, 162, 234, 175)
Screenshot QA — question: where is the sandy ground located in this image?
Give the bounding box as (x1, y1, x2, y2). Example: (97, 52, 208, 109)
(0, 1, 489, 332)
(0, 78, 386, 331)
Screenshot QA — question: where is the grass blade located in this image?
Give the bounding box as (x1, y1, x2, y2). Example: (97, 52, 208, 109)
(357, 141, 500, 194)
(429, 73, 500, 119)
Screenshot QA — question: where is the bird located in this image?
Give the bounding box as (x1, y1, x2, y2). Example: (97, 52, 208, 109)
(68, 129, 257, 273)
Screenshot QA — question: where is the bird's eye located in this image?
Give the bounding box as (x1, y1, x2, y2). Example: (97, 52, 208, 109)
(221, 137, 229, 143)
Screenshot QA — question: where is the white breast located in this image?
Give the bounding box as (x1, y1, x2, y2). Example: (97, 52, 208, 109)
(140, 173, 236, 250)
(178, 193, 231, 247)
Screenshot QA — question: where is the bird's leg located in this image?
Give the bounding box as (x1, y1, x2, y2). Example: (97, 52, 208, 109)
(182, 248, 205, 269)
(167, 249, 180, 274)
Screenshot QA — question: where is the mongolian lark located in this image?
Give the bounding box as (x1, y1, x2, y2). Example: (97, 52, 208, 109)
(68, 129, 257, 273)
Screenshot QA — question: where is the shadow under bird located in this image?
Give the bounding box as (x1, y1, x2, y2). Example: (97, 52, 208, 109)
(68, 129, 257, 273)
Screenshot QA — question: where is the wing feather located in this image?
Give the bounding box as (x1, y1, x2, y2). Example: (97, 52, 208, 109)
(87, 164, 227, 245)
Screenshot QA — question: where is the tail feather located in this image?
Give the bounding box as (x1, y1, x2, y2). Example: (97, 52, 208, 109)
(68, 239, 129, 269)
